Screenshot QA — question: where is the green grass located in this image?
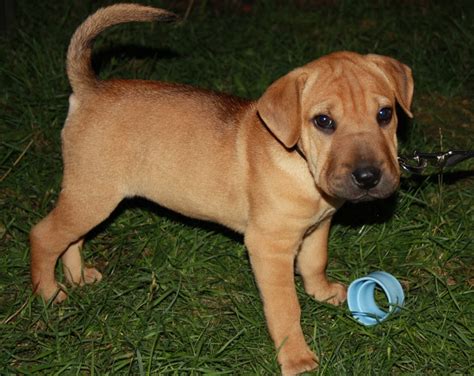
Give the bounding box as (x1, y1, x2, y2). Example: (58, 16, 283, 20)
(1, 0, 473, 374)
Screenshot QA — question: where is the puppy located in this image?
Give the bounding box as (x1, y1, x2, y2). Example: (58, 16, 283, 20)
(30, 4, 413, 375)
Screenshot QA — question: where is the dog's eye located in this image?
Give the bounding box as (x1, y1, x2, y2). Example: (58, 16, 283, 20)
(377, 107, 393, 126)
(313, 114, 336, 133)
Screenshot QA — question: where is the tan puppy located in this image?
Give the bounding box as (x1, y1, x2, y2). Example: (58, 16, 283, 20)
(30, 4, 413, 375)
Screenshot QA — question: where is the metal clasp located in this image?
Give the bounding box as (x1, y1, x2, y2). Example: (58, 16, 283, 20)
(398, 150, 474, 174)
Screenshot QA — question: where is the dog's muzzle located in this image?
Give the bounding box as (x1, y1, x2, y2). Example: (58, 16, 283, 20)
(327, 162, 399, 202)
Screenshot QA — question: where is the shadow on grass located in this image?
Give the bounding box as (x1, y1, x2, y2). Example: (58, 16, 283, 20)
(333, 194, 398, 228)
(91, 44, 181, 74)
(85, 196, 243, 245)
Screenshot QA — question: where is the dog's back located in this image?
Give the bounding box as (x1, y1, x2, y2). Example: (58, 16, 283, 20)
(64, 78, 253, 232)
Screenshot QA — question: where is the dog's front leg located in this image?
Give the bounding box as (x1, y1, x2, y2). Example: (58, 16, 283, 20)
(245, 227, 317, 376)
(296, 218, 346, 305)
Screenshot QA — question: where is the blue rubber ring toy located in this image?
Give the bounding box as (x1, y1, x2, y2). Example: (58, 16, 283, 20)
(347, 271, 404, 326)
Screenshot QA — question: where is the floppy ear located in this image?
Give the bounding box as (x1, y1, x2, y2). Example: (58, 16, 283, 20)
(367, 54, 414, 118)
(257, 70, 308, 148)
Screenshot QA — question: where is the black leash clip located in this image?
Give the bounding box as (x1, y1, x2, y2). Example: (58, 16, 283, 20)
(398, 150, 474, 174)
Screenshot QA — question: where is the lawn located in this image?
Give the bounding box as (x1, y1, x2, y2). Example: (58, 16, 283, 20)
(1, 0, 473, 374)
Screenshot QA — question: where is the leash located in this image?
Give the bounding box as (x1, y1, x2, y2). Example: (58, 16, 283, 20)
(398, 150, 474, 174)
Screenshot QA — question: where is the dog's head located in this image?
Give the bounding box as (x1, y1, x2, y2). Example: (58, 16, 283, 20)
(257, 51, 414, 202)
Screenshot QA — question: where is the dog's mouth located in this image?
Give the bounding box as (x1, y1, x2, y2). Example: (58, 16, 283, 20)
(347, 191, 389, 203)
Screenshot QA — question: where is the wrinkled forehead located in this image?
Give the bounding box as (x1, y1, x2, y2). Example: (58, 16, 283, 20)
(302, 56, 394, 115)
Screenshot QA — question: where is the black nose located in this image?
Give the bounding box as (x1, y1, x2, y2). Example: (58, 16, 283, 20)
(351, 166, 381, 190)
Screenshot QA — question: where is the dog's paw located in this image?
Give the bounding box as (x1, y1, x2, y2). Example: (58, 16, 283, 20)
(280, 347, 318, 376)
(52, 289, 68, 304)
(310, 282, 347, 306)
(64, 266, 102, 286)
(35, 282, 68, 304)
(81, 267, 102, 285)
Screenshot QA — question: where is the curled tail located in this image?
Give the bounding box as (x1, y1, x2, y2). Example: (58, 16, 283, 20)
(66, 3, 177, 94)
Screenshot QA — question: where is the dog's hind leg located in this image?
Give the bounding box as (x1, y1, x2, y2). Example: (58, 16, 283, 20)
(61, 238, 103, 286)
(30, 187, 121, 302)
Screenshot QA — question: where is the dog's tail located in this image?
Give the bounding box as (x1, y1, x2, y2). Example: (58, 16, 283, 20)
(66, 3, 177, 94)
